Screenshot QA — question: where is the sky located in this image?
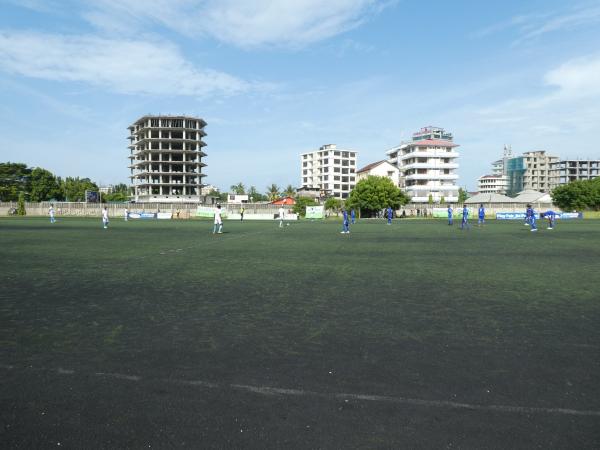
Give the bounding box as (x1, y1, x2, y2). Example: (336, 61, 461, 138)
(1, 0, 599, 192)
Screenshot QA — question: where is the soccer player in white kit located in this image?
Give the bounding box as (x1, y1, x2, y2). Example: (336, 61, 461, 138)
(213, 205, 223, 234)
(278, 206, 285, 228)
(49, 204, 56, 223)
(124, 208, 129, 221)
(102, 207, 109, 229)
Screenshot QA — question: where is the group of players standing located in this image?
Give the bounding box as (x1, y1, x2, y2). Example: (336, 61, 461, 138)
(446, 203, 557, 231)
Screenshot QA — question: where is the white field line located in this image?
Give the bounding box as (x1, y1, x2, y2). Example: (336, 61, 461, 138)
(2, 364, 599, 418)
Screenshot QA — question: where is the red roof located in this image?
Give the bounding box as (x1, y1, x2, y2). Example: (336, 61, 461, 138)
(271, 196, 296, 205)
(409, 139, 459, 148)
(357, 160, 388, 173)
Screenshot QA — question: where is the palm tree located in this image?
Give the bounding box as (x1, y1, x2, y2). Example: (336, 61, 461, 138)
(283, 184, 296, 197)
(266, 184, 280, 201)
(230, 182, 245, 195)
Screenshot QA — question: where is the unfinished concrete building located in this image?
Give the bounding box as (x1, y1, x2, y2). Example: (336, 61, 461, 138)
(128, 115, 207, 202)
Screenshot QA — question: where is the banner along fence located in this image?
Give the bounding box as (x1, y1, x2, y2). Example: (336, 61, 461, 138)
(0, 202, 293, 219)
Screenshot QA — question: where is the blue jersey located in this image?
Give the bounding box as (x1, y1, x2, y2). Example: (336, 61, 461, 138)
(462, 207, 469, 219)
(545, 210, 556, 218)
(351, 210, 356, 219)
(343, 210, 348, 223)
(447, 207, 453, 217)
(387, 208, 393, 218)
(478, 207, 485, 218)
(526, 207, 534, 217)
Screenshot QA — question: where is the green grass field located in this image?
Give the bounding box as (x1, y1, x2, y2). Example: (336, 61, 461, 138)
(1, 217, 599, 448)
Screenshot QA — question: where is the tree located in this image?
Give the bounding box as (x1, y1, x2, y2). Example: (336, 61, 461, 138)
(208, 189, 228, 202)
(458, 187, 469, 204)
(103, 183, 130, 202)
(230, 182, 246, 195)
(552, 178, 600, 211)
(247, 186, 267, 202)
(283, 184, 296, 197)
(29, 167, 62, 201)
(324, 197, 343, 214)
(292, 196, 317, 217)
(345, 175, 410, 217)
(428, 194, 434, 205)
(0, 162, 31, 201)
(266, 184, 280, 201)
(17, 191, 26, 215)
(61, 177, 99, 202)
(440, 195, 446, 205)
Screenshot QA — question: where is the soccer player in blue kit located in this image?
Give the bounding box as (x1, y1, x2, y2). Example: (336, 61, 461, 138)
(447, 205, 453, 226)
(341, 208, 350, 234)
(461, 205, 470, 229)
(526, 204, 537, 232)
(478, 203, 485, 226)
(386, 206, 393, 225)
(542, 210, 556, 229)
(351, 208, 356, 224)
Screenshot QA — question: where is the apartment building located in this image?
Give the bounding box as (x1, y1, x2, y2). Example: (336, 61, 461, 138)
(386, 126, 459, 202)
(549, 159, 600, 188)
(128, 115, 207, 202)
(300, 144, 358, 199)
(521, 150, 558, 193)
(477, 145, 511, 195)
(356, 160, 400, 186)
(477, 174, 508, 194)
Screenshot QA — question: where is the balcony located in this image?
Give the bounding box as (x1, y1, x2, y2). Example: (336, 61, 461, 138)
(401, 151, 459, 159)
(404, 174, 458, 181)
(401, 162, 459, 170)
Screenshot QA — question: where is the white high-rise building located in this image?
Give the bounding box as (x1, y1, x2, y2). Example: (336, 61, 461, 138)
(128, 115, 207, 202)
(477, 145, 511, 195)
(300, 144, 357, 199)
(386, 126, 459, 202)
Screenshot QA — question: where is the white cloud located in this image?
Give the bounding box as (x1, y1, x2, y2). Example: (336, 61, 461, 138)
(473, 3, 600, 44)
(0, 31, 248, 97)
(81, 0, 386, 48)
(544, 55, 600, 96)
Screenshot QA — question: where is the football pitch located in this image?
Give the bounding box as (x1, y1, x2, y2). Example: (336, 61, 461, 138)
(1, 217, 599, 448)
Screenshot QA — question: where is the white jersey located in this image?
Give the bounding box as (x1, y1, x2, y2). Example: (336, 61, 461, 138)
(214, 209, 222, 224)
(102, 209, 109, 221)
(278, 208, 285, 219)
(49, 208, 55, 217)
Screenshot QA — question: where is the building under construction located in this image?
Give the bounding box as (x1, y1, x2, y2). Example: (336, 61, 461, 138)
(128, 115, 207, 202)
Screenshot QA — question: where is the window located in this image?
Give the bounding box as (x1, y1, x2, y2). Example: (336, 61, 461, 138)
(334, 176, 340, 181)
(334, 159, 340, 164)
(303, 162, 307, 167)
(334, 151, 340, 156)
(342, 168, 348, 174)
(334, 184, 340, 189)
(334, 167, 340, 173)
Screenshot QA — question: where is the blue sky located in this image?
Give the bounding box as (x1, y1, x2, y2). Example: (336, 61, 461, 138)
(1, 0, 599, 192)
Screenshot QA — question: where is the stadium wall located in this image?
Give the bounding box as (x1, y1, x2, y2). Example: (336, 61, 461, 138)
(0, 202, 292, 219)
